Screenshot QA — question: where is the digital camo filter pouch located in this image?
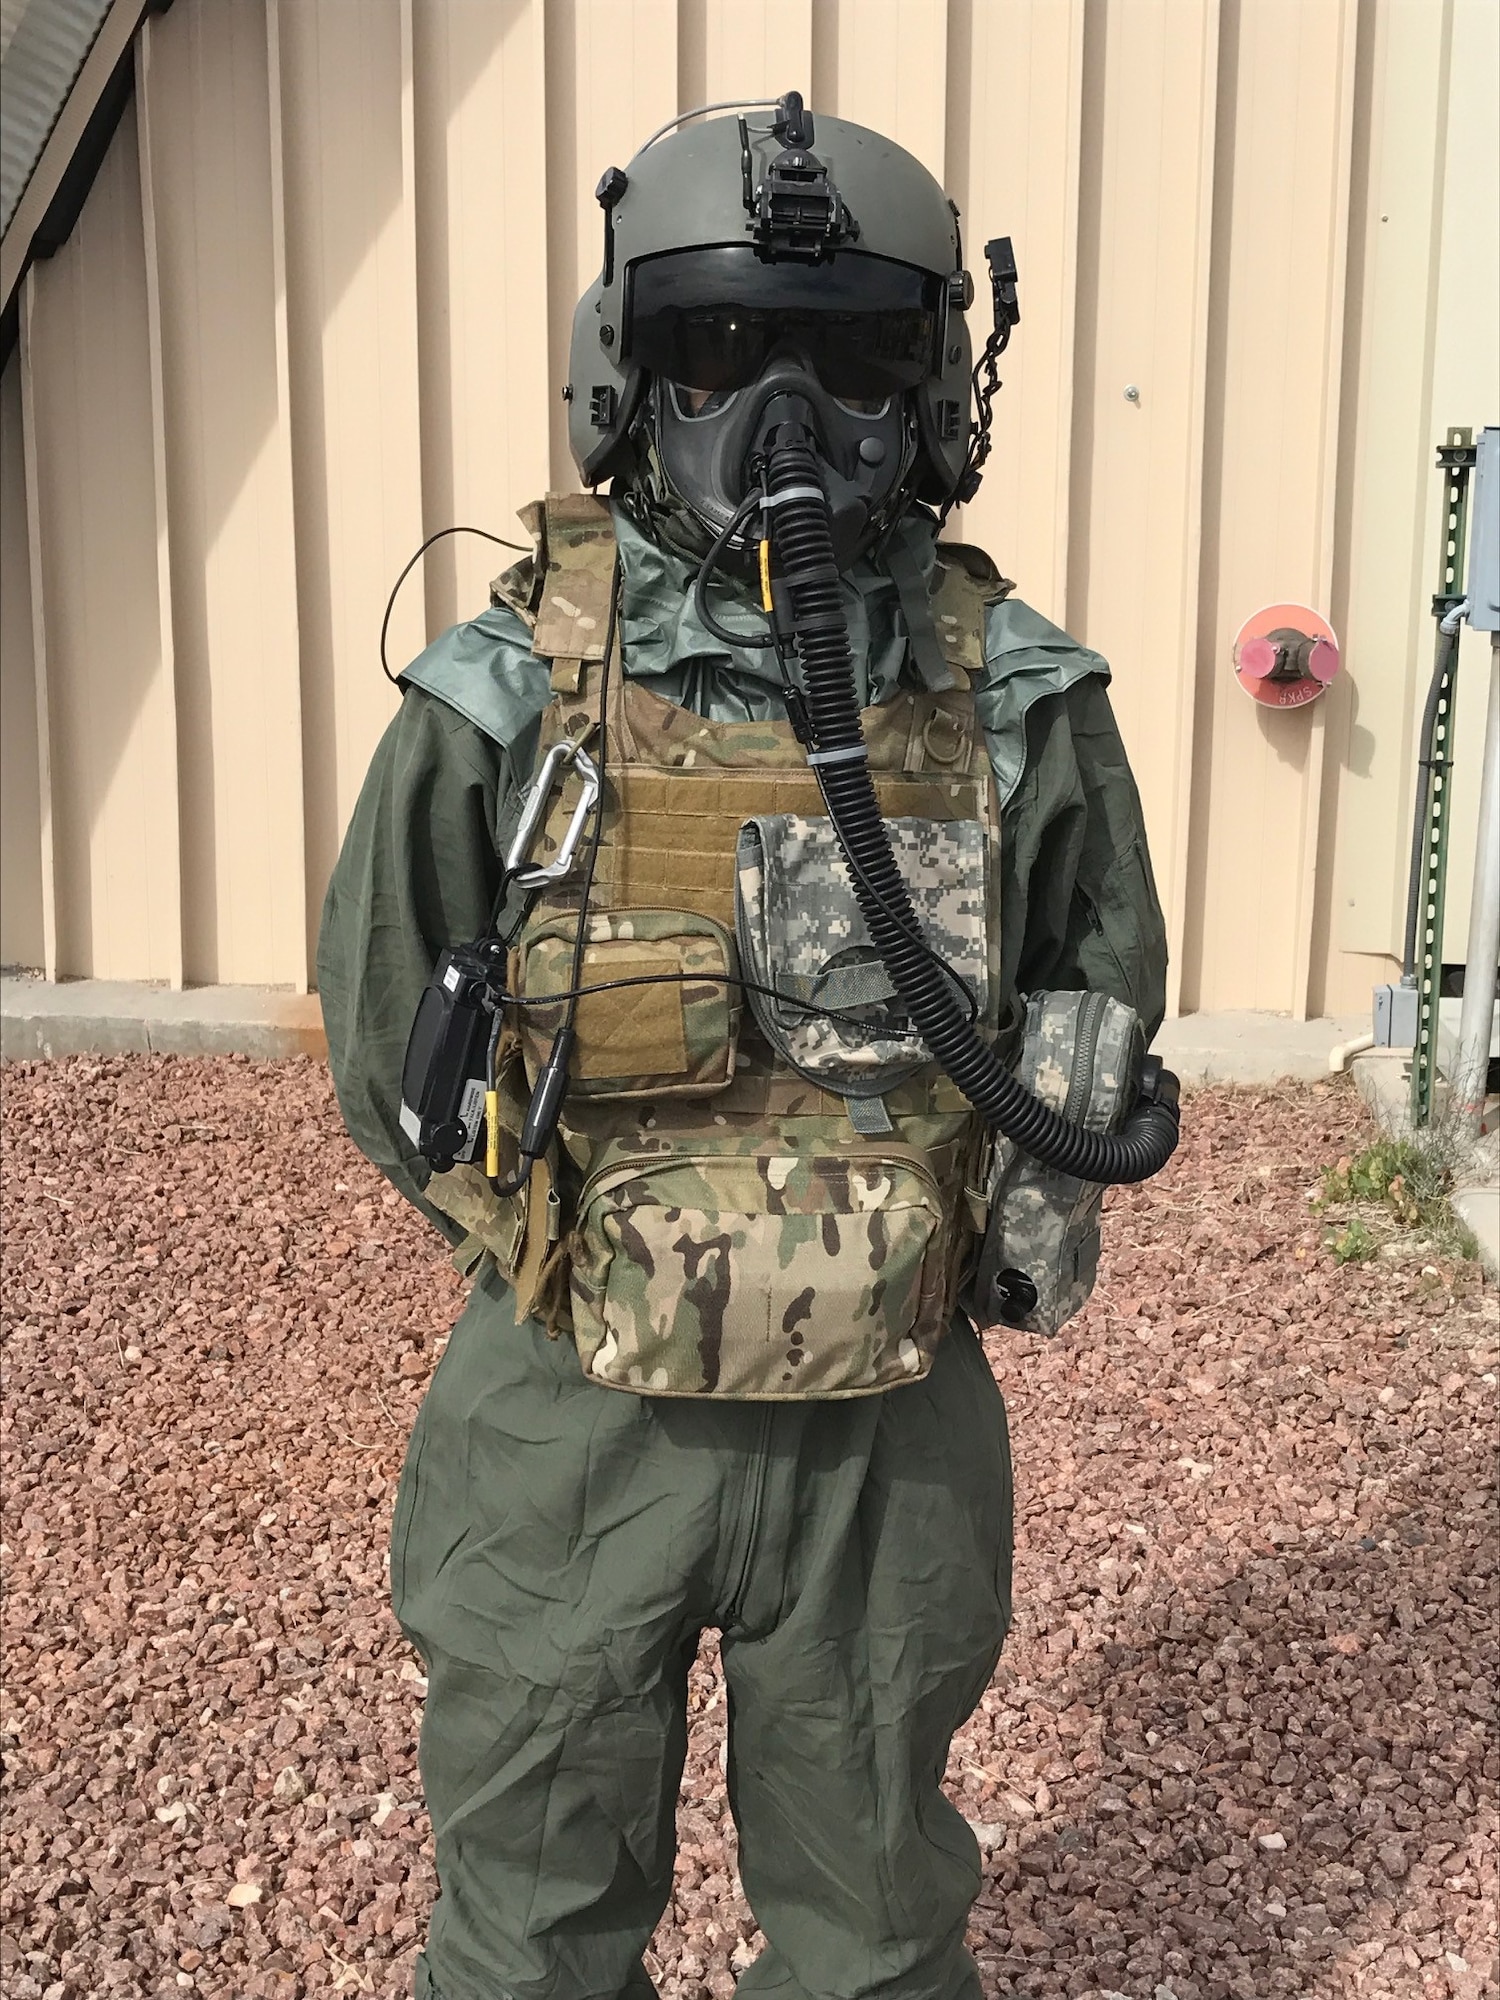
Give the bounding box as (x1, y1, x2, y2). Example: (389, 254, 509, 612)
(968, 989, 1145, 1337)
(734, 813, 990, 1104)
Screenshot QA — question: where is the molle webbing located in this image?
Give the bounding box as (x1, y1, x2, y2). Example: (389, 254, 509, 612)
(528, 669, 996, 940)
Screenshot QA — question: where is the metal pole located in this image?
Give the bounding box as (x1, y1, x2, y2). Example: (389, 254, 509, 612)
(1410, 431, 1477, 1124)
(1453, 633, 1500, 1135)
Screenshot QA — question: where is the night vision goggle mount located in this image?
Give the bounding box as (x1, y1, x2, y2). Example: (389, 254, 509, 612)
(742, 92, 860, 261)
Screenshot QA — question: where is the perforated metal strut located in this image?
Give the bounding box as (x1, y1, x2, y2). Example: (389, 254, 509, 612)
(1411, 428, 1476, 1127)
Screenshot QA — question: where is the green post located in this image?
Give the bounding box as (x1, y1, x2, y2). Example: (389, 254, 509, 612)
(1410, 428, 1476, 1126)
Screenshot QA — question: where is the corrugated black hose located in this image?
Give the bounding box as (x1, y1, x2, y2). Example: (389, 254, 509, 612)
(761, 420, 1181, 1184)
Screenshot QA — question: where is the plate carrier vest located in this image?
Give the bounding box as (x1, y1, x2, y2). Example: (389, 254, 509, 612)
(423, 496, 1125, 1397)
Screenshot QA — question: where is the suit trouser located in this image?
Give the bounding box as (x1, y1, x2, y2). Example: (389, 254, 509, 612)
(392, 1266, 1013, 2000)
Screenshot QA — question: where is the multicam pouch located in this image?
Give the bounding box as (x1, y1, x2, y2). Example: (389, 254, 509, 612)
(567, 1135, 952, 1397)
(515, 908, 740, 1100)
(967, 989, 1145, 1336)
(734, 813, 989, 1098)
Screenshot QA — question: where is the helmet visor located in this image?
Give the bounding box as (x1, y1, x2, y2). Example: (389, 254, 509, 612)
(625, 246, 941, 402)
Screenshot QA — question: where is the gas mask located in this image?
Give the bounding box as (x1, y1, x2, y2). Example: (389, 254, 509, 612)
(619, 241, 944, 571)
(649, 343, 917, 571)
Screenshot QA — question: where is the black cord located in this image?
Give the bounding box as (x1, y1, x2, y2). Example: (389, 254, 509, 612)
(507, 965, 942, 1034)
(693, 491, 778, 649)
(380, 525, 529, 684)
(938, 320, 1012, 529)
(711, 492, 981, 1028)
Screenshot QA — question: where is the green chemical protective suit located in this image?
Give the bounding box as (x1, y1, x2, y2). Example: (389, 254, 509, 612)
(318, 501, 1167, 2000)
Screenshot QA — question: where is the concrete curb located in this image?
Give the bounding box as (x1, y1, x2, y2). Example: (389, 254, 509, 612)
(6, 979, 1367, 1083)
(1, 978, 326, 1062)
(1149, 1010, 1368, 1086)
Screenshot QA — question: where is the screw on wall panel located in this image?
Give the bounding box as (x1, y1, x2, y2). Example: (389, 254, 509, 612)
(1123, 384, 1141, 404)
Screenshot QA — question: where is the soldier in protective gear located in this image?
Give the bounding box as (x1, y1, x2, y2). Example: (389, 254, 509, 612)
(320, 93, 1168, 2000)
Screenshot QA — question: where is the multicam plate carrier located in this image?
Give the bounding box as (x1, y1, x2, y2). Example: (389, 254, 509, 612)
(427, 494, 1010, 1399)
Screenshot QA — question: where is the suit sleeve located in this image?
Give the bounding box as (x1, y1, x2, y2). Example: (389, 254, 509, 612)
(316, 688, 511, 1239)
(998, 674, 1169, 1040)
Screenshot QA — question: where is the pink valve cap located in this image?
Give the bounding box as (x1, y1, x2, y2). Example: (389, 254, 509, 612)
(1308, 636, 1339, 683)
(1237, 634, 1279, 680)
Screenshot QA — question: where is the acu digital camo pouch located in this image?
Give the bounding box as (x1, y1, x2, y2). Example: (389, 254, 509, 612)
(966, 989, 1145, 1337)
(734, 813, 988, 1110)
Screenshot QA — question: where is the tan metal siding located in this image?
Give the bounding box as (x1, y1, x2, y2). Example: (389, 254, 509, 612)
(138, 1, 305, 988)
(947, 0, 1083, 627)
(1180, 0, 1358, 1016)
(411, 0, 551, 627)
(1, 0, 1494, 1022)
(1067, 0, 1219, 1017)
(19, 97, 179, 984)
(271, 0, 421, 975)
(0, 354, 44, 970)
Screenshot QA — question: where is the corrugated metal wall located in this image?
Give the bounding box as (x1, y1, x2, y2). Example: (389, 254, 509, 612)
(2, 0, 1495, 1016)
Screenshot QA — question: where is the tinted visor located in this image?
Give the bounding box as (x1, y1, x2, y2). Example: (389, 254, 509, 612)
(626, 246, 941, 402)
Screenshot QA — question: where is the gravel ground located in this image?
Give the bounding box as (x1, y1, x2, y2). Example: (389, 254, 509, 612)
(1, 1057, 1494, 2000)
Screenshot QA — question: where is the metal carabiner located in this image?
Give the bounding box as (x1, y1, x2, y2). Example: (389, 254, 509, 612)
(504, 740, 601, 889)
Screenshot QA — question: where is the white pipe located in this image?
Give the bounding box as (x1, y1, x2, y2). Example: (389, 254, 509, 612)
(1329, 1032, 1376, 1074)
(1453, 635, 1500, 1134)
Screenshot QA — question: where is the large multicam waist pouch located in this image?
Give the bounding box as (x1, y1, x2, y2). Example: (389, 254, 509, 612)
(964, 988, 1145, 1337)
(565, 1128, 960, 1398)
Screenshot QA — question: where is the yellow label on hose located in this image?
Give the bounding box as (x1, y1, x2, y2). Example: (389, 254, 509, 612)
(759, 538, 773, 612)
(485, 1089, 500, 1177)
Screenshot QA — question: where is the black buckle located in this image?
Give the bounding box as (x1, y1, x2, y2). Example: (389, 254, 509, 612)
(984, 237, 1020, 335)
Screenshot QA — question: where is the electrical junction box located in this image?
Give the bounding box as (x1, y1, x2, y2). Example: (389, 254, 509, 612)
(1373, 982, 1418, 1048)
(1467, 427, 1499, 631)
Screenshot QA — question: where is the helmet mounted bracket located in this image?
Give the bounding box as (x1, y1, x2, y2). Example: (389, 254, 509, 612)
(745, 92, 859, 261)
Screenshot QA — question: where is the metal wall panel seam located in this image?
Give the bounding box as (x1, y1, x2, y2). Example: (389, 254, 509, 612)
(1161, 0, 1222, 1022)
(947, 0, 1083, 623)
(1046, 0, 1086, 627)
(699, 0, 812, 103)
(546, 2, 679, 495)
(1069, 0, 1221, 1022)
(273, 0, 418, 981)
(1181, 0, 1362, 1016)
(16, 272, 57, 984)
(1289, 0, 1359, 1023)
(1326, 0, 1454, 986)
(410, 0, 552, 628)
(131, 20, 184, 992)
(263, 0, 309, 994)
(399, 0, 420, 639)
(0, 357, 46, 969)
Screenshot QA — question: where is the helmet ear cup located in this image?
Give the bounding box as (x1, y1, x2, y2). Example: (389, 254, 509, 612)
(911, 311, 973, 505)
(568, 277, 645, 484)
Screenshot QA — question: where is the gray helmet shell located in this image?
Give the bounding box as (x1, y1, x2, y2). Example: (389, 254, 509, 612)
(567, 105, 973, 504)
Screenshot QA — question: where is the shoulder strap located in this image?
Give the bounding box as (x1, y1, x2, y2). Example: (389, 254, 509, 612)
(931, 539, 1012, 679)
(531, 493, 617, 678)
(884, 525, 960, 692)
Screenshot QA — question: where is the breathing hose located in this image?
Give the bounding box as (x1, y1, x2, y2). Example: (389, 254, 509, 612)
(759, 419, 1181, 1185)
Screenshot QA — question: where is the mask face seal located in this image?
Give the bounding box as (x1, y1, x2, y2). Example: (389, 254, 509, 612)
(625, 245, 937, 567)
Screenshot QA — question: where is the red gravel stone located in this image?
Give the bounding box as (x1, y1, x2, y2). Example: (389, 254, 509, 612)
(1, 1060, 1494, 1999)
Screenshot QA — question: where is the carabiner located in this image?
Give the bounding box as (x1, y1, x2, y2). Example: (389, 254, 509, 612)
(504, 740, 602, 889)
